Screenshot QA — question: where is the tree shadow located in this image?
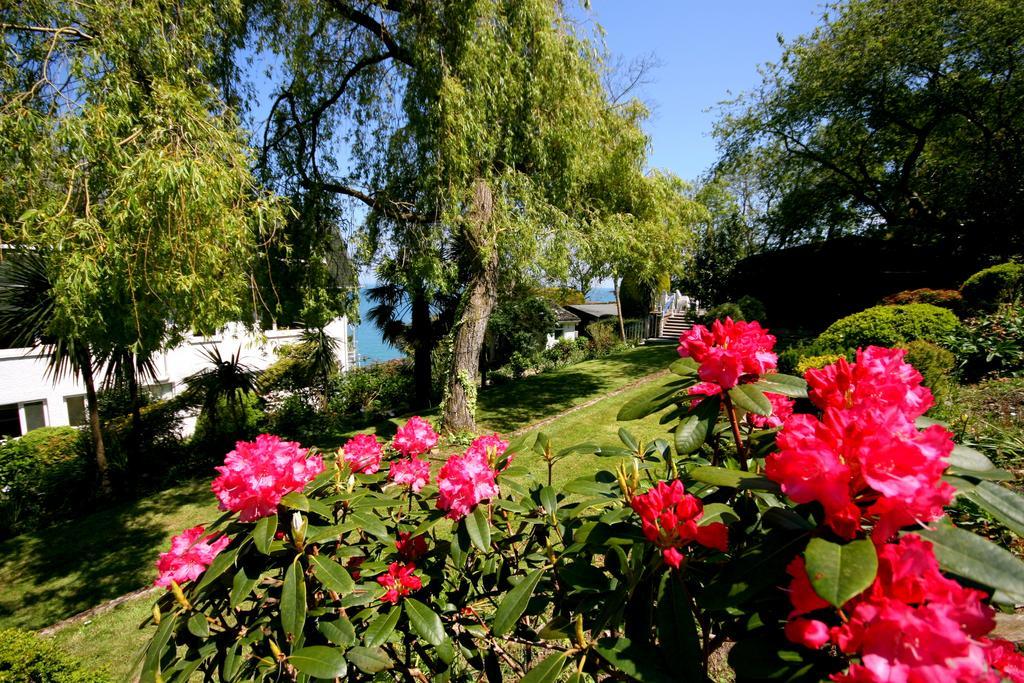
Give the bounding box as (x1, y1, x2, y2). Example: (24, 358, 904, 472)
(0, 480, 213, 630)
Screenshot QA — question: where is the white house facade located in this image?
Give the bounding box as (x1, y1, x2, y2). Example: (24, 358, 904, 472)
(545, 306, 581, 349)
(0, 317, 350, 438)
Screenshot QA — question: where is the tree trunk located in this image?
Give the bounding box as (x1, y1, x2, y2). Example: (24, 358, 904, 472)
(127, 358, 141, 460)
(613, 274, 626, 341)
(442, 180, 497, 433)
(80, 350, 112, 495)
(410, 287, 433, 408)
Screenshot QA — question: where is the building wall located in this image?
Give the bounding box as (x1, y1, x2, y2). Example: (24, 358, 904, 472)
(0, 317, 348, 437)
(545, 322, 579, 349)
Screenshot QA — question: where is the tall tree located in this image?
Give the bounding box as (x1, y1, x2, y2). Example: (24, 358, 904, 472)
(715, 0, 1024, 258)
(251, 0, 675, 431)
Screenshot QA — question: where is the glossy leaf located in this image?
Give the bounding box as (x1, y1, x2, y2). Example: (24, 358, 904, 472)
(187, 612, 210, 638)
(318, 618, 356, 647)
(465, 506, 491, 552)
(689, 466, 780, 492)
(804, 538, 878, 608)
(364, 607, 401, 647)
(492, 566, 545, 637)
(281, 556, 307, 640)
(657, 575, 703, 681)
(755, 373, 808, 398)
(670, 357, 699, 376)
(252, 515, 277, 555)
(618, 427, 639, 451)
(728, 384, 772, 416)
(520, 652, 567, 683)
(914, 524, 1024, 602)
(594, 637, 674, 683)
(346, 646, 393, 674)
(289, 646, 348, 679)
(230, 566, 260, 609)
(309, 554, 356, 595)
(962, 481, 1024, 537)
(405, 598, 445, 646)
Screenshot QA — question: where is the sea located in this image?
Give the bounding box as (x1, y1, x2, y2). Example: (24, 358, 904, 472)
(350, 286, 616, 366)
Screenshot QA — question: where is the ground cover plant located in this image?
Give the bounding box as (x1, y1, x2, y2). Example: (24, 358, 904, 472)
(138, 318, 1024, 682)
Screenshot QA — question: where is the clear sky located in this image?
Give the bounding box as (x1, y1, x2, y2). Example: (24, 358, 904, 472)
(578, 0, 825, 181)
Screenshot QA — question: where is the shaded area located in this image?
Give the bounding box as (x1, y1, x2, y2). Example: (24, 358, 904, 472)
(0, 479, 218, 630)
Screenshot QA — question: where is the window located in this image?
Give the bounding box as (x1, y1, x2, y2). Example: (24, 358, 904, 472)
(0, 404, 19, 438)
(145, 382, 174, 401)
(23, 401, 47, 432)
(65, 395, 87, 427)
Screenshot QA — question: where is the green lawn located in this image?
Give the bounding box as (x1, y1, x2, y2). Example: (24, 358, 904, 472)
(1, 343, 678, 679)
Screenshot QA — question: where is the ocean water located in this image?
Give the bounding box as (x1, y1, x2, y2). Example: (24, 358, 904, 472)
(350, 286, 617, 366)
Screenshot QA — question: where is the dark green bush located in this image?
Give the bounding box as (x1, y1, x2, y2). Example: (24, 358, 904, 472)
(0, 427, 92, 538)
(190, 392, 264, 462)
(796, 353, 848, 375)
(541, 337, 590, 367)
(902, 340, 955, 406)
(263, 392, 319, 442)
(960, 262, 1024, 313)
(944, 304, 1024, 382)
(702, 302, 746, 324)
(586, 319, 622, 356)
(0, 629, 108, 682)
(882, 288, 963, 312)
(330, 360, 414, 418)
(815, 304, 960, 351)
(736, 295, 767, 321)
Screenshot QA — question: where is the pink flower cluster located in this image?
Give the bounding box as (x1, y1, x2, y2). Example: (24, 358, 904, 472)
(766, 347, 954, 541)
(629, 480, 728, 569)
(154, 525, 230, 587)
(392, 416, 440, 457)
(435, 435, 504, 520)
(785, 536, 1024, 682)
(342, 433, 383, 474)
(377, 561, 422, 603)
(389, 455, 431, 492)
(748, 392, 795, 429)
(677, 317, 777, 391)
(211, 435, 325, 522)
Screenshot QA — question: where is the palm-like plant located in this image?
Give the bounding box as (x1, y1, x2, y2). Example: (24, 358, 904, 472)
(184, 347, 259, 423)
(95, 345, 161, 457)
(297, 327, 341, 408)
(0, 252, 113, 493)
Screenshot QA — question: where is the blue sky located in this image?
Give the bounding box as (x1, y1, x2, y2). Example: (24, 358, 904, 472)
(579, 0, 825, 181)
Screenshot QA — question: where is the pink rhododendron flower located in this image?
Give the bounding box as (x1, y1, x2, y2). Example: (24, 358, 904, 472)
(677, 317, 777, 391)
(785, 536, 1015, 682)
(629, 480, 728, 569)
(154, 525, 230, 587)
(211, 434, 324, 522)
(766, 350, 954, 541)
(465, 433, 510, 468)
(392, 416, 439, 457)
(342, 433, 383, 474)
(982, 639, 1024, 682)
(396, 532, 428, 562)
(748, 392, 795, 429)
(377, 562, 422, 603)
(436, 449, 499, 520)
(389, 456, 431, 493)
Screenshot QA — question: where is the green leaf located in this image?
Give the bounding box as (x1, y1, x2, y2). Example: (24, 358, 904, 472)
(230, 566, 260, 609)
(289, 646, 348, 679)
(616, 382, 679, 421)
(700, 503, 739, 527)
(728, 384, 772, 416)
(594, 637, 674, 683)
(670, 357, 699, 376)
(492, 567, 545, 637)
(537, 615, 571, 640)
(949, 444, 998, 472)
(280, 491, 310, 511)
(318, 618, 356, 647)
(410, 509, 447, 537)
(540, 486, 558, 515)
(346, 646, 393, 674)
(688, 465, 780, 492)
(674, 396, 720, 455)
(405, 598, 445, 646)
(195, 545, 238, 591)
(755, 373, 809, 398)
(364, 607, 401, 647)
(140, 613, 177, 683)
(914, 523, 1024, 602)
(520, 652, 568, 683)
(309, 555, 356, 594)
(657, 575, 704, 681)
(465, 506, 492, 552)
(281, 556, 307, 641)
(253, 515, 277, 555)
(187, 612, 210, 638)
(803, 538, 878, 608)
(963, 482, 1024, 536)
(350, 511, 391, 540)
(618, 427, 639, 451)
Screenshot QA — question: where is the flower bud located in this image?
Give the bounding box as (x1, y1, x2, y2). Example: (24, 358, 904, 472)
(290, 512, 307, 547)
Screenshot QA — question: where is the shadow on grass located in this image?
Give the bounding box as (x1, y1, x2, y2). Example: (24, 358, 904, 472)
(478, 371, 604, 433)
(0, 480, 211, 630)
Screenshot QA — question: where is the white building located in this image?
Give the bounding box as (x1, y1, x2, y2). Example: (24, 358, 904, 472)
(545, 306, 581, 349)
(0, 317, 350, 438)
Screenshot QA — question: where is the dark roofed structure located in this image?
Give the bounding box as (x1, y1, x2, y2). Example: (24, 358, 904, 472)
(553, 305, 581, 323)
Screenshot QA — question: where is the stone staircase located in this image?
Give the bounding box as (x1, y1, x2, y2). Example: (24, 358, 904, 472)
(657, 312, 695, 340)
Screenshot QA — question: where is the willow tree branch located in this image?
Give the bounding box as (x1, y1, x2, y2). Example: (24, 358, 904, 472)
(324, 1, 413, 66)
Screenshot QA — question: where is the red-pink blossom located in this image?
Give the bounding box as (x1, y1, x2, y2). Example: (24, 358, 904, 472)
(211, 434, 324, 522)
(377, 562, 422, 603)
(392, 416, 439, 457)
(436, 449, 499, 520)
(389, 456, 431, 493)
(154, 525, 230, 587)
(342, 433, 383, 474)
(465, 433, 510, 468)
(748, 392, 795, 429)
(396, 532, 428, 562)
(677, 317, 777, 390)
(806, 347, 933, 418)
(629, 480, 728, 569)
(982, 639, 1024, 682)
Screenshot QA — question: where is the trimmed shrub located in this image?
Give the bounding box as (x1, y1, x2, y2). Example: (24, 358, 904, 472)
(586, 319, 621, 355)
(0, 427, 92, 537)
(736, 294, 767, 322)
(961, 262, 1024, 313)
(882, 288, 962, 312)
(796, 353, 847, 375)
(902, 340, 955, 406)
(329, 360, 415, 418)
(0, 629, 108, 682)
(815, 304, 960, 351)
(702, 302, 745, 324)
(190, 393, 264, 462)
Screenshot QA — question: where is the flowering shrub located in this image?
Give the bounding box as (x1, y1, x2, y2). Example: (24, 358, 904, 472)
(141, 322, 1024, 682)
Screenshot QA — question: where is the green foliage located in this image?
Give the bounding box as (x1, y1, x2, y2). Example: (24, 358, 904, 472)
(702, 302, 746, 324)
(882, 288, 963, 312)
(736, 295, 767, 322)
(816, 304, 960, 351)
(0, 428, 91, 537)
(585, 320, 623, 356)
(487, 293, 557, 370)
(902, 340, 955, 406)
(329, 362, 415, 421)
(796, 353, 848, 375)
(0, 629, 108, 683)
(961, 263, 1024, 314)
(715, 0, 1024, 255)
(190, 393, 263, 462)
(944, 305, 1024, 382)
